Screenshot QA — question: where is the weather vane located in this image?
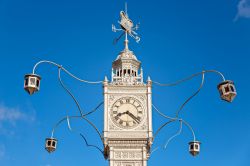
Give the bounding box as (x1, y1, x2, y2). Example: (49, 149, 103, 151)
(112, 3, 140, 46)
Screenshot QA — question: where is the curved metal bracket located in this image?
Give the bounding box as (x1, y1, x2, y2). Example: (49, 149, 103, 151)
(51, 115, 81, 138)
(83, 102, 104, 117)
(58, 68, 84, 117)
(164, 120, 183, 149)
(175, 72, 205, 118)
(80, 133, 104, 155)
(152, 105, 197, 147)
(182, 119, 196, 141)
(50, 115, 104, 155)
(58, 68, 104, 142)
(152, 104, 176, 120)
(33, 60, 103, 84)
(152, 69, 225, 87)
(153, 120, 177, 141)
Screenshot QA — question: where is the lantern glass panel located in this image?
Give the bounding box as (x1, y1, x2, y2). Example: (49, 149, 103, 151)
(52, 141, 56, 147)
(30, 78, 36, 85)
(25, 79, 28, 86)
(230, 85, 235, 92)
(36, 80, 40, 87)
(225, 86, 230, 93)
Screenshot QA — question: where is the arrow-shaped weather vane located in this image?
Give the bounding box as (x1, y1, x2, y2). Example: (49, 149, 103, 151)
(112, 3, 140, 46)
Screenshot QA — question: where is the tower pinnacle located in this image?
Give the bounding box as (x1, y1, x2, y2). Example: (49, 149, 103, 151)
(111, 4, 143, 86)
(124, 32, 129, 50)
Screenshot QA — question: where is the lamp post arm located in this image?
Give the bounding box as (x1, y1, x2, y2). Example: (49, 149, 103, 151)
(164, 120, 183, 149)
(83, 102, 104, 117)
(205, 70, 225, 81)
(152, 69, 225, 87)
(50, 101, 103, 138)
(182, 120, 196, 141)
(51, 115, 104, 143)
(51, 115, 81, 138)
(50, 115, 104, 155)
(152, 103, 197, 142)
(58, 68, 84, 117)
(33, 60, 61, 74)
(81, 116, 104, 143)
(58, 69, 104, 143)
(152, 104, 176, 120)
(152, 104, 178, 140)
(80, 133, 104, 155)
(175, 72, 205, 118)
(33, 60, 103, 84)
(153, 120, 177, 141)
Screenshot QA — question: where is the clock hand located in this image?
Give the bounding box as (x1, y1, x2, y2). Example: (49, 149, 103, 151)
(116, 112, 122, 117)
(127, 111, 140, 123)
(114, 111, 127, 119)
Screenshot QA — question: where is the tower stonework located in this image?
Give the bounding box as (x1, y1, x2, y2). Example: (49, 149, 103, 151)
(103, 46, 153, 166)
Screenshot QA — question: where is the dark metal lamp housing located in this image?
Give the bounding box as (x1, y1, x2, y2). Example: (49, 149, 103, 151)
(45, 138, 57, 153)
(189, 141, 201, 157)
(217, 80, 237, 102)
(24, 74, 41, 95)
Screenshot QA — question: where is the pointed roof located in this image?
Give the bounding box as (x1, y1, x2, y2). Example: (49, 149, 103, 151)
(116, 48, 138, 61)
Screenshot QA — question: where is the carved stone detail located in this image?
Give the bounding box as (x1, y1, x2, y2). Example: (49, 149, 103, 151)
(107, 132, 148, 139)
(109, 123, 121, 130)
(109, 95, 115, 101)
(135, 122, 148, 130)
(114, 161, 142, 166)
(114, 151, 142, 160)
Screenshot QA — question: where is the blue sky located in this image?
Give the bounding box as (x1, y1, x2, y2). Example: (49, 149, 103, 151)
(0, 0, 250, 165)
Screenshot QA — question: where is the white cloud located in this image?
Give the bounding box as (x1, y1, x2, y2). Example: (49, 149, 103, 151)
(0, 103, 36, 160)
(0, 103, 35, 136)
(235, 0, 250, 21)
(0, 103, 34, 124)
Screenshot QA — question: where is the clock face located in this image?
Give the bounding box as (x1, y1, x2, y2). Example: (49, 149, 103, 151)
(110, 97, 145, 129)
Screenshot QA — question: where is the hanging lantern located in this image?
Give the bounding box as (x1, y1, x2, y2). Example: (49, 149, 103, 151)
(217, 80, 237, 102)
(189, 141, 201, 157)
(24, 74, 41, 95)
(45, 138, 57, 153)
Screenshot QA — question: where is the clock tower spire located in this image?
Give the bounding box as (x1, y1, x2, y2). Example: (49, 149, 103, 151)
(111, 3, 142, 86)
(104, 4, 152, 166)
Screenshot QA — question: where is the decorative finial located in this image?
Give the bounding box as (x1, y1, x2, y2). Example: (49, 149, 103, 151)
(112, 3, 140, 50)
(125, 2, 128, 16)
(104, 76, 108, 82)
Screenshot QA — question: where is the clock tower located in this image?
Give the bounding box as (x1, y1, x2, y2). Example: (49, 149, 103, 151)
(103, 8, 153, 165)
